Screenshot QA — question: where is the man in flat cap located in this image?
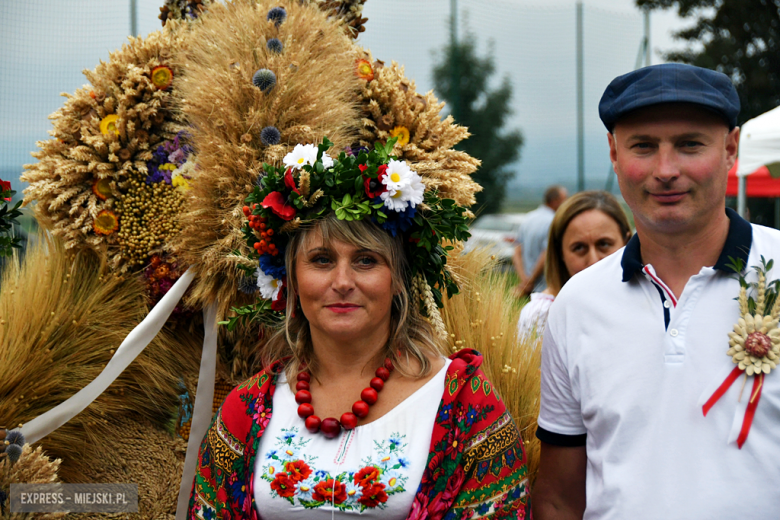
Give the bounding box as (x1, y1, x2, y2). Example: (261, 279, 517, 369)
(533, 63, 780, 518)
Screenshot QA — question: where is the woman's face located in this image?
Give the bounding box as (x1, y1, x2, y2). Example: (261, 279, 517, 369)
(561, 209, 627, 278)
(295, 229, 394, 344)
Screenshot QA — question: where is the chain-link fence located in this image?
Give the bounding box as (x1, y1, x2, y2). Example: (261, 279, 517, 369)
(1, 0, 644, 208)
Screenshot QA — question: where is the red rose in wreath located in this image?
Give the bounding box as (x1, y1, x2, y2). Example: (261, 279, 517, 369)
(270, 472, 296, 498)
(262, 191, 296, 221)
(360, 164, 388, 199)
(284, 168, 300, 195)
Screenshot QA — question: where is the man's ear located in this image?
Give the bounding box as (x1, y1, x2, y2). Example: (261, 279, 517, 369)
(608, 131, 618, 171)
(725, 126, 740, 171)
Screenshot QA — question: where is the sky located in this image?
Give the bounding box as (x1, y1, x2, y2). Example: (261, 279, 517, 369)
(0, 0, 694, 203)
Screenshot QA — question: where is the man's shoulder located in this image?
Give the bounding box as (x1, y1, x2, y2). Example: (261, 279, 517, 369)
(523, 205, 553, 223)
(751, 223, 780, 254)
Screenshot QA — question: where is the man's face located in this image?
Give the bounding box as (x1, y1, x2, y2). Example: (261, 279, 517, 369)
(608, 103, 739, 235)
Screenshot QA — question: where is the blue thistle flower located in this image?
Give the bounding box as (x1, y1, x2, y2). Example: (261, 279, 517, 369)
(5, 444, 21, 463)
(6, 430, 24, 446)
(266, 38, 284, 54)
(260, 126, 281, 146)
(252, 69, 277, 93)
(238, 275, 258, 295)
(267, 7, 287, 26)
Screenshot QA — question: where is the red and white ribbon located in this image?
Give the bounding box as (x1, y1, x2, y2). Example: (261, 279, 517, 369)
(702, 367, 764, 449)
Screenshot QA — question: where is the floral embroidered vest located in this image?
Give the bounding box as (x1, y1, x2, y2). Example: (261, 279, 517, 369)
(187, 349, 530, 519)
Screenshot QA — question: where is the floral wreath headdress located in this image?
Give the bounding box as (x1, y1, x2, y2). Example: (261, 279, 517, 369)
(226, 136, 470, 338)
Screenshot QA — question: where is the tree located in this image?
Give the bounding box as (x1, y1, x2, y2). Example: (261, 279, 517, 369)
(432, 32, 523, 214)
(637, 0, 780, 123)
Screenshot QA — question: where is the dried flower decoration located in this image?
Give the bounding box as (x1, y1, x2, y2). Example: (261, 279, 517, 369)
(21, 29, 192, 272)
(253, 68, 277, 93)
(92, 178, 112, 201)
(356, 59, 374, 81)
(703, 256, 780, 448)
(260, 126, 282, 146)
(151, 65, 174, 90)
(357, 56, 481, 214)
(99, 114, 119, 136)
(171, 0, 363, 317)
(390, 125, 410, 147)
(267, 6, 287, 26)
(159, 0, 211, 26)
(93, 209, 119, 236)
(267, 38, 284, 54)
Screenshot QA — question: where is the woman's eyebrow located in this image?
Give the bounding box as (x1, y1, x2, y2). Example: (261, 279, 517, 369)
(306, 246, 329, 254)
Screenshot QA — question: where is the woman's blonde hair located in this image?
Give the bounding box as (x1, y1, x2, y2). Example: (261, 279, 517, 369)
(261, 213, 443, 382)
(545, 190, 632, 295)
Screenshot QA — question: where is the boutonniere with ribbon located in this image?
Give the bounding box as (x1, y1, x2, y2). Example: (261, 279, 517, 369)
(703, 256, 780, 448)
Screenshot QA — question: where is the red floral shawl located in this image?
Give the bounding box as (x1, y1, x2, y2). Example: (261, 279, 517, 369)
(187, 349, 530, 519)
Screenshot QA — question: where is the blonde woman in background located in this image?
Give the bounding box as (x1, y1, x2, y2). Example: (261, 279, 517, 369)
(517, 190, 632, 339)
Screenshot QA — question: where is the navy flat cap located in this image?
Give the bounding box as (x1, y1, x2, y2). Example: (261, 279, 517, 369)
(599, 63, 740, 131)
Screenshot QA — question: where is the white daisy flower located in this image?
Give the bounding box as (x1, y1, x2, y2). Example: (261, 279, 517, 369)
(283, 144, 318, 170)
(404, 172, 425, 208)
(380, 188, 410, 212)
(255, 267, 282, 300)
(382, 159, 413, 192)
(321, 152, 334, 169)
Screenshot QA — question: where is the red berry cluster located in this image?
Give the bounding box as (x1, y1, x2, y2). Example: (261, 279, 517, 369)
(243, 205, 279, 256)
(295, 358, 394, 439)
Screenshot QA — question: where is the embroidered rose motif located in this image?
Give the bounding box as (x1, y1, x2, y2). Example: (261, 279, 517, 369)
(284, 460, 312, 482)
(260, 428, 408, 511)
(312, 479, 347, 504)
(270, 472, 296, 498)
(358, 482, 388, 507)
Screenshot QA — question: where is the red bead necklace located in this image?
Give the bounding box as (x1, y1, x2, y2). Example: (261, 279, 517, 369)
(295, 358, 394, 438)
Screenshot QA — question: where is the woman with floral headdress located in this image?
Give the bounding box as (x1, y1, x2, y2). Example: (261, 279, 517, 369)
(186, 140, 530, 519)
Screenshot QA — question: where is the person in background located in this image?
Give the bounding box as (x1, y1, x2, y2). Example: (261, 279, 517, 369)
(517, 190, 631, 339)
(533, 63, 780, 520)
(514, 185, 568, 297)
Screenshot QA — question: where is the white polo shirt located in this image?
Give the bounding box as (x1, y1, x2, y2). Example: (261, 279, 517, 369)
(538, 209, 780, 519)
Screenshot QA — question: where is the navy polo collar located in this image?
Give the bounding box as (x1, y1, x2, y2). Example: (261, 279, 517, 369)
(621, 207, 752, 282)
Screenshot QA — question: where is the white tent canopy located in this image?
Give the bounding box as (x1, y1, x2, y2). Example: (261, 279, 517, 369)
(737, 105, 780, 176)
(736, 105, 780, 217)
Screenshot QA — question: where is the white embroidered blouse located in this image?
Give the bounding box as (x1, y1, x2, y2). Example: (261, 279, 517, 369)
(253, 359, 450, 519)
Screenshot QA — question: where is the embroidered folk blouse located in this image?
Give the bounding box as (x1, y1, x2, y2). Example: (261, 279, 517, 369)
(187, 349, 530, 520)
(252, 360, 450, 518)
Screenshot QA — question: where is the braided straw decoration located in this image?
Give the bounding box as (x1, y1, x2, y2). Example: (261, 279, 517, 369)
(413, 273, 447, 340)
